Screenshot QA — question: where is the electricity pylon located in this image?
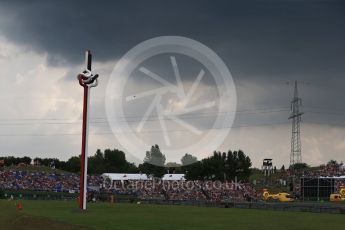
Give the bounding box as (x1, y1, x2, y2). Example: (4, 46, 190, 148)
(289, 80, 303, 166)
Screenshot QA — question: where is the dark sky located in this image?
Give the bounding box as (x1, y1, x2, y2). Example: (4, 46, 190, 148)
(1, 0, 344, 75)
(1, 0, 344, 103)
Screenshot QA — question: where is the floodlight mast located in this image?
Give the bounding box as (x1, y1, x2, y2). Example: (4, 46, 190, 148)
(77, 50, 98, 210)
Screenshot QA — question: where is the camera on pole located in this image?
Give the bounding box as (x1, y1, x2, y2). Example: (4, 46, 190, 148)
(77, 50, 99, 210)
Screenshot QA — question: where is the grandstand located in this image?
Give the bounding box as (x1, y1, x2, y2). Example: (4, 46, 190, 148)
(1, 161, 344, 205)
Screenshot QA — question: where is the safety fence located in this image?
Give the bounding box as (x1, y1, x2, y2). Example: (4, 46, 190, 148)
(0, 190, 78, 200)
(116, 198, 345, 214)
(1, 190, 344, 214)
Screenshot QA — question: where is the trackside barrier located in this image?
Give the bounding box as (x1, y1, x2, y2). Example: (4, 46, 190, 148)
(1, 191, 344, 214)
(115, 198, 345, 214)
(0, 190, 78, 200)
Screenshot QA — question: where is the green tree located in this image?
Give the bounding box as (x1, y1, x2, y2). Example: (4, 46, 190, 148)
(139, 145, 166, 177)
(328, 160, 338, 165)
(184, 150, 252, 182)
(290, 163, 309, 170)
(236, 150, 252, 181)
(88, 149, 106, 174)
(104, 149, 137, 173)
(181, 153, 198, 166)
(183, 161, 203, 180)
(0, 156, 32, 166)
(66, 156, 80, 172)
(144, 145, 166, 166)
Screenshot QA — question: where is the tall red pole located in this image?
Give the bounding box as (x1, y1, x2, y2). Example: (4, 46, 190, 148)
(78, 50, 98, 210)
(79, 85, 89, 209)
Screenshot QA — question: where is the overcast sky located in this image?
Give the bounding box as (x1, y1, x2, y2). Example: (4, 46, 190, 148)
(0, 0, 344, 168)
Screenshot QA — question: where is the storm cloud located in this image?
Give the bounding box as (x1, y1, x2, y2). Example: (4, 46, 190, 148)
(0, 0, 343, 76)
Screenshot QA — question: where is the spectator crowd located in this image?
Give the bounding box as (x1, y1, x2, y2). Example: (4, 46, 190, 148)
(0, 169, 260, 202)
(0, 170, 101, 192)
(1, 160, 345, 202)
(101, 179, 260, 202)
(301, 162, 345, 178)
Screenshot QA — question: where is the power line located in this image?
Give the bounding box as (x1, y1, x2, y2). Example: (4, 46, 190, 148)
(0, 107, 343, 129)
(0, 109, 290, 126)
(2, 105, 345, 122)
(0, 121, 291, 137)
(2, 109, 343, 126)
(0, 120, 344, 138)
(303, 110, 345, 116)
(0, 107, 290, 121)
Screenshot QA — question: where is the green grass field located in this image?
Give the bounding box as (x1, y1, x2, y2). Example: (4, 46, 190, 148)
(1, 200, 345, 230)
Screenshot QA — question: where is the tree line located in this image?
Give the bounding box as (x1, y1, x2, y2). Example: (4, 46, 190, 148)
(0, 145, 252, 181)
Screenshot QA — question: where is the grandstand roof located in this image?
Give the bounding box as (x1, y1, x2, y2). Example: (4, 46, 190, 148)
(102, 173, 149, 181)
(302, 176, 345, 179)
(319, 176, 345, 179)
(162, 174, 185, 181)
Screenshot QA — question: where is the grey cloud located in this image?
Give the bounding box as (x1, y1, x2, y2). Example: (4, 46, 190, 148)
(0, 0, 343, 79)
(1, 0, 344, 115)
